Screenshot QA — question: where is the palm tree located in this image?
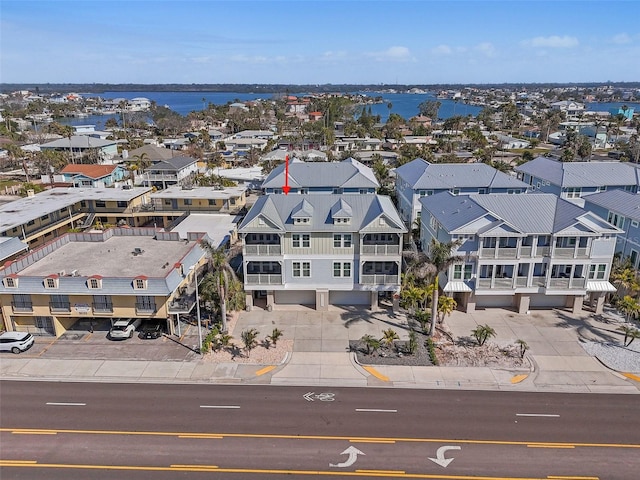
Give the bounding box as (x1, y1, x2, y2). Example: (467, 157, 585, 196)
(381, 328, 399, 349)
(199, 239, 238, 333)
(425, 239, 463, 336)
(437, 295, 457, 323)
(515, 339, 528, 358)
(471, 324, 496, 346)
(616, 295, 640, 322)
(617, 325, 640, 347)
(241, 328, 259, 353)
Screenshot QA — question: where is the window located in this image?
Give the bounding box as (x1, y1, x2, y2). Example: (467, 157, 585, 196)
(507, 189, 519, 194)
(136, 295, 156, 312)
(27, 220, 35, 226)
(89, 278, 101, 289)
(208, 199, 216, 206)
(4, 277, 17, 288)
(95, 200, 106, 208)
(50, 294, 70, 311)
(451, 188, 460, 195)
(607, 211, 625, 228)
(134, 279, 146, 289)
(41, 214, 49, 221)
(333, 262, 352, 277)
(184, 199, 192, 206)
(333, 188, 343, 194)
(630, 250, 639, 268)
(299, 188, 308, 194)
(453, 265, 463, 279)
(117, 201, 127, 208)
(597, 186, 607, 193)
(333, 234, 352, 248)
(536, 182, 541, 189)
(45, 278, 57, 289)
(632, 220, 639, 228)
(93, 295, 113, 312)
(453, 264, 472, 280)
(588, 264, 607, 280)
(478, 188, 487, 194)
(294, 218, 310, 225)
(12, 294, 32, 311)
(566, 187, 582, 199)
(292, 262, 311, 277)
(292, 234, 310, 248)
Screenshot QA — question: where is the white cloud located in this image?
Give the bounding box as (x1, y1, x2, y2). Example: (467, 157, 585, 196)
(366, 46, 413, 62)
(611, 33, 632, 44)
(431, 44, 452, 55)
(229, 54, 269, 64)
(474, 42, 496, 57)
(525, 35, 579, 48)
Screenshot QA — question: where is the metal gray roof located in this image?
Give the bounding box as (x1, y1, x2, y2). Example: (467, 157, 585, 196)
(40, 136, 116, 149)
(583, 190, 640, 220)
(151, 185, 246, 200)
(421, 192, 620, 235)
(0, 237, 28, 262)
(516, 156, 640, 188)
(261, 157, 379, 190)
(147, 156, 197, 171)
(395, 158, 529, 190)
(239, 194, 406, 233)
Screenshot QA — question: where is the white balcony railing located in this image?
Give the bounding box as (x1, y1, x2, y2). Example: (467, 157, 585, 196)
(532, 277, 546, 287)
(547, 277, 586, 289)
(494, 277, 514, 288)
(477, 278, 492, 289)
(246, 274, 282, 285)
(361, 244, 400, 255)
(480, 247, 496, 257)
(554, 247, 575, 258)
(245, 245, 282, 255)
(536, 246, 551, 256)
(515, 276, 528, 287)
(519, 246, 533, 257)
(361, 274, 399, 285)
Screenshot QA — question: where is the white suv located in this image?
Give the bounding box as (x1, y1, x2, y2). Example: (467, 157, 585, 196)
(0, 331, 35, 354)
(108, 319, 142, 340)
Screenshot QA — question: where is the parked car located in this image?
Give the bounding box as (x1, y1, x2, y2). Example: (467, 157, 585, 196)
(0, 331, 35, 354)
(108, 318, 142, 340)
(138, 321, 164, 339)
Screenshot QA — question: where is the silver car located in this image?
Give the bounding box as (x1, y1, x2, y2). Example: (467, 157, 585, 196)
(108, 319, 142, 340)
(0, 331, 35, 354)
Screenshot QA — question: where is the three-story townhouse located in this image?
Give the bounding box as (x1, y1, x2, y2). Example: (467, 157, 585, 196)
(420, 192, 622, 315)
(239, 194, 406, 311)
(583, 190, 640, 269)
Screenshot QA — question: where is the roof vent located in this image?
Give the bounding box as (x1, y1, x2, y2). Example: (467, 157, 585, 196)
(132, 247, 144, 256)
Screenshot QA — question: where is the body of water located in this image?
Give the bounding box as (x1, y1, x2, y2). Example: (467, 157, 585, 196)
(60, 92, 639, 130)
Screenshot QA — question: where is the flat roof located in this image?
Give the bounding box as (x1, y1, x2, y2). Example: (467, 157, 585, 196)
(170, 213, 237, 245)
(151, 185, 246, 200)
(0, 187, 152, 233)
(20, 235, 194, 278)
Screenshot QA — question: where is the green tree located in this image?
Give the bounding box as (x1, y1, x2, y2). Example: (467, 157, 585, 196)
(426, 240, 463, 336)
(617, 325, 640, 347)
(241, 328, 259, 353)
(617, 295, 640, 322)
(199, 240, 239, 333)
(418, 100, 441, 120)
(361, 334, 381, 355)
(269, 328, 284, 346)
(471, 324, 496, 346)
(437, 295, 457, 323)
(381, 328, 399, 349)
(515, 339, 528, 359)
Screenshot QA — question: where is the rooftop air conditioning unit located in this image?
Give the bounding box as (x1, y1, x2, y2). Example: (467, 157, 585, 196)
(71, 269, 79, 277)
(58, 270, 66, 277)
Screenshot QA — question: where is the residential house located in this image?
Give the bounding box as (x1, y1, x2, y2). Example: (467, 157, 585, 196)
(0, 187, 153, 249)
(142, 156, 199, 189)
(150, 185, 247, 216)
(238, 194, 407, 311)
(420, 192, 621, 315)
(124, 144, 175, 162)
(58, 164, 127, 188)
(550, 101, 585, 120)
(583, 190, 640, 268)
(395, 158, 531, 228)
(261, 157, 379, 194)
(0, 228, 210, 337)
(515, 157, 639, 204)
(40, 135, 118, 161)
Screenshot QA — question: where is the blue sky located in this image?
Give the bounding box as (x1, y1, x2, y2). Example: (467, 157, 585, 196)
(2, 0, 639, 84)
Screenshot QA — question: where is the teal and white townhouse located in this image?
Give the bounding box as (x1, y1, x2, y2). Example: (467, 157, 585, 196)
(261, 157, 379, 195)
(420, 192, 622, 315)
(515, 157, 640, 204)
(394, 158, 531, 228)
(238, 194, 406, 311)
(583, 190, 640, 269)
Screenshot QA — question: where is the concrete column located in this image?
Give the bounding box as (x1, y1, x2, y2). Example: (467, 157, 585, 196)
(593, 292, 606, 314)
(266, 291, 275, 311)
(245, 292, 253, 311)
(516, 294, 531, 314)
(316, 290, 328, 311)
(571, 295, 583, 314)
(370, 292, 378, 311)
(465, 292, 476, 313)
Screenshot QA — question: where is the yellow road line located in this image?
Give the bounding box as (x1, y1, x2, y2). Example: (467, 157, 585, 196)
(11, 431, 57, 435)
(36, 339, 57, 357)
(622, 372, 640, 382)
(0, 460, 37, 464)
(363, 366, 390, 382)
(1, 427, 638, 449)
(511, 374, 528, 384)
(528, 444, 575, 449)
(178, 435, 223, 439)
(0, 461, 563, 479)
(548, 477, 599, 480)
(83, 332, 93, 342)
(255, 365, 276, 376)
(350, 439, 396, 444)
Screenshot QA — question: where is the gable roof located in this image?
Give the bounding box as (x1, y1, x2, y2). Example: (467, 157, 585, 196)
(421, 192, 621, 235)
(60, 164, 118, 179)
(126, 144, 175, 161)
(515, 156, 640, 188)
(41, 136, 116, 149)
(147, 156, 197, 171)
(395, 158, 529, 190)
(239, 194, 406, 233)
(583, 190, 640, 221)
(261, 157, 379, 190)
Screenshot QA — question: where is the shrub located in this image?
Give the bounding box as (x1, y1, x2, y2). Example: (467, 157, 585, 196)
(426, 338, 438, 365)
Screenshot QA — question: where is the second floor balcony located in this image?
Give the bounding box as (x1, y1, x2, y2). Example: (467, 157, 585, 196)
(360, 261, 400, 285)
(245, 261, 282, 285)
(245, 244, 282, 255)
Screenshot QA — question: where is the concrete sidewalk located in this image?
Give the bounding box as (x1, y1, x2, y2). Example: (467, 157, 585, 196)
(1, 307, 639, 394)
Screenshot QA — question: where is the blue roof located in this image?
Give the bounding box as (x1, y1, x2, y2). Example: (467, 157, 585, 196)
(583, 190, 640, 221)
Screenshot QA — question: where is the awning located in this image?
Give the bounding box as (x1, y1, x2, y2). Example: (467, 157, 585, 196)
(586, 281, 617, 292)
(443, 281, 473, 293)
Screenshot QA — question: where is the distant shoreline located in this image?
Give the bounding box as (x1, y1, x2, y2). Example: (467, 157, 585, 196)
(2, 82, 640, 95)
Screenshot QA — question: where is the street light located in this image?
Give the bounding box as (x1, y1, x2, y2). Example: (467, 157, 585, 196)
(190, 265, 203, 355)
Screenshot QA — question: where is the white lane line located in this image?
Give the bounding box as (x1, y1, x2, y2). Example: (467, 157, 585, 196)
(45, 402, 86, 406)
(355, 408, 397, 413)
(199, 405, 240, 409)
(516, 413, 560, 417)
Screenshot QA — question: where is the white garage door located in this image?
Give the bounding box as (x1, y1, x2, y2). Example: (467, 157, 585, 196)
(475, 295, 514, 309)
(529, 294, 567, 308)
(329, 291, 371, 306)
(274, 290, 316, 306)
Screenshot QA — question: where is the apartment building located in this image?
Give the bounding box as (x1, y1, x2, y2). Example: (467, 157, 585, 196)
(238, 194, 406, 311)
(420, 192, 621, 314)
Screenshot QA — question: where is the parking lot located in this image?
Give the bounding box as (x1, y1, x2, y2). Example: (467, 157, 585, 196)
(10, 318, 203, 362)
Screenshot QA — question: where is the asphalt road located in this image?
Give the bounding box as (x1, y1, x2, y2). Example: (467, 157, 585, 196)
(1, 381, 638, 479)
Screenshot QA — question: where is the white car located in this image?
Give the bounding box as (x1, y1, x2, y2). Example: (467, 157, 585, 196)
(108, 319, 142, 340)
(0, 331, 35, 354)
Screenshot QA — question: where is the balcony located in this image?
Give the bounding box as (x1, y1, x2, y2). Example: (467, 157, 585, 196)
(11, 302, 33, 313)
(554, 247, 575, 258)
(246, 274, 282, 285)
(536, 246, 551, 256)
(361, 274, 399, 285)
(519, 246, 533, 257)
(93, 303, 113, 314)
(532, 277, 546, 287)
(168, 292, 196, 314)
(361, 244, 400, 255)
(135, 304, 157, 315)
(245, 245, 282, 255)
(480, 247, 496, 257)
(477, 278, 492, 289)
(548, 277, 586, 289)
(49, 303, 71, 313)
(515, 276, 528, 287)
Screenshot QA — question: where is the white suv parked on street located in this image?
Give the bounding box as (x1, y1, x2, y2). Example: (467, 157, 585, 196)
(108, 319, 142, 340)
(0, 331, 35, 354)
